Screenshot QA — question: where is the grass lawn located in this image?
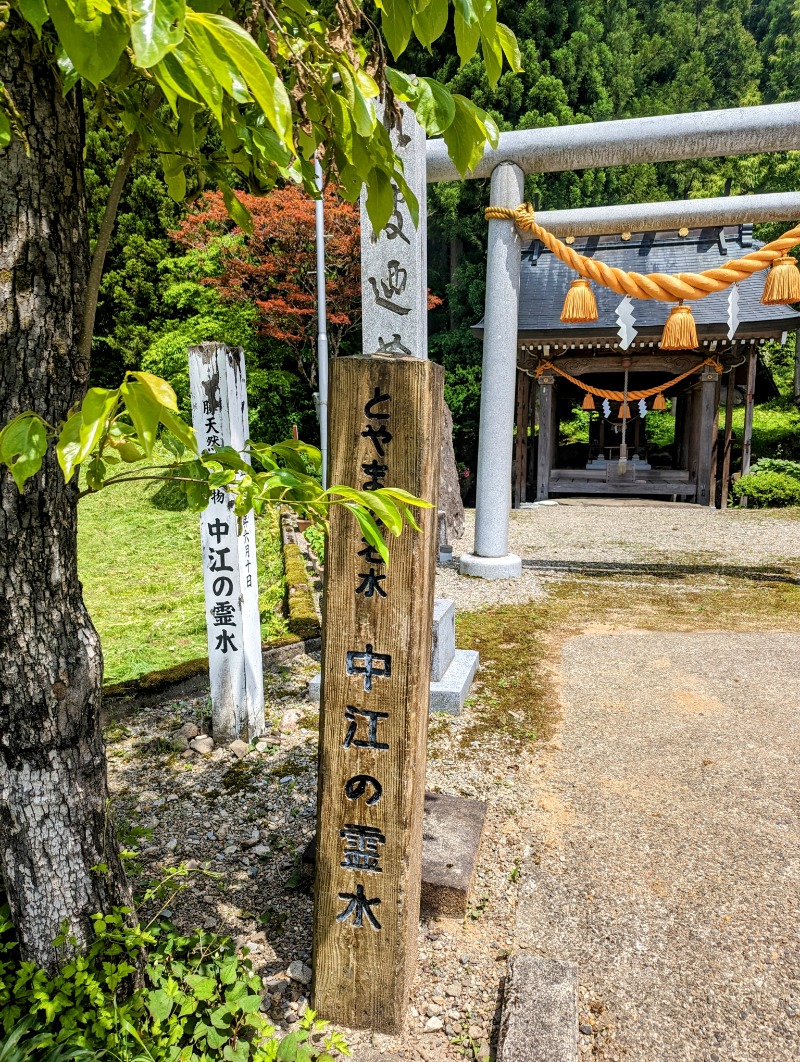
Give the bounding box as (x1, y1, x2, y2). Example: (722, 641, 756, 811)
(78, 462, 287, 685)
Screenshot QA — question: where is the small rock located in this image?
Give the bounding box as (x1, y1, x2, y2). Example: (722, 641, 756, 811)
(445, 984, 462, 998)
(180, 749, 194, 759)
(185, 859, 199, 870)
(468, 1025, 482, 1040)
(171, 734, 189, 750)
(252, 844, 270, 857)
(579, 1024, 593, 1036)
(224, 844, 238, 855)
(280, 708, 304, 732)
(424, 1016, 443, 1033)
(190, 736, 214, 754)
(166, 838, 178, 851)
(176, 722, 200, 740)
(283, 1010, 298, 1024)
(210, 748, 226, 761)
(230, 739, 250, 759)
(287, 960, 312, 986)
(426, 1003, 442, 1017)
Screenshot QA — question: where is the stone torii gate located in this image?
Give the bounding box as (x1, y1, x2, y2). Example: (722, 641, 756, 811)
(418, 101, 800, 579)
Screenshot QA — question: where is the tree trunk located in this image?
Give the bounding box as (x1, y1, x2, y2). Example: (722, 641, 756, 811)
(0, 28, 131, 972)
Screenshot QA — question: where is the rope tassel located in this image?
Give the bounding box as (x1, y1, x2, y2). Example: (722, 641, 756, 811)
(618, 401, 630, 420)
(761, 256, 800, 305)
(652, 392, 667, 411)
(660, 303, 698, 350)
(560, 278, 598, 323)
(582, 392, 596, 411)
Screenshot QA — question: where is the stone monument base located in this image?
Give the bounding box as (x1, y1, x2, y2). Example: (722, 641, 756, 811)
(459, 552, 522, 579)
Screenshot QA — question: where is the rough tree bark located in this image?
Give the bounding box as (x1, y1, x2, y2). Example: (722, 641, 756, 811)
(0, 29, 131, 972)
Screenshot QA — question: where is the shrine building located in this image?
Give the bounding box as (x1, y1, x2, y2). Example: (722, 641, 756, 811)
(474, 224, 800, 507)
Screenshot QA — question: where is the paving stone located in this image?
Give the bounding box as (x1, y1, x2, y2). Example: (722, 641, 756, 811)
(497, 954, 578, 1062)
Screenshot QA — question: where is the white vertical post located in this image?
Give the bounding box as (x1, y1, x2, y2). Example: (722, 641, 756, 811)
(188, 342, 265, 743)
(360, 102, 427, 360)
(460, 162, 524, 579)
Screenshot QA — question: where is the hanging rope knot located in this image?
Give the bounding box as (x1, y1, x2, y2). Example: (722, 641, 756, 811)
(485, 205, 800, 304)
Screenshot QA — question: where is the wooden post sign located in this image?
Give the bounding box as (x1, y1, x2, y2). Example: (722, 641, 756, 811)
(188, 342, 264, 744)
(312, 355, 442, 1033)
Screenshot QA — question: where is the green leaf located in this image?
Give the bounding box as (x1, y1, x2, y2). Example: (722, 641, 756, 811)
(120, 381, 161, 457)
(365, 166, 395, 233)
(411, 77, 455, 135)
(239, 993, 262, 1014)
(17, 0, 50, 36)
(453, 4, 480, 66)
(159, 407, 197, 452)
(344, 503, 389, 566)
(496, 22, 523, 72)
(185, 974, 217, 1001)
(47, 0, 128, 85)
(479, 25, 502, 87)
(85, 456, 107, 491)
(220, 182, 253, 233)
(441, 94, 497, 174)
(0, 109, 9, 148)
(129, 370, 179, 411)
(379, 0, 412, 58)
(0, 414, 48, 491)
(78, 386, 119, 462)
(56, 411, 84, 482)
(411, 0, 448, 49)
(147, 988, 174, 1022)
(130, 0, 186, 67)
(206, 1027, 228, 1048)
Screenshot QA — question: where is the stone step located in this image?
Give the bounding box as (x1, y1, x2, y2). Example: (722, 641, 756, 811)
(429, 648, 480, 715)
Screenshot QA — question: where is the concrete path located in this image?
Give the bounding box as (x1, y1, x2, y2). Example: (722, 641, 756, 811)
(518, 631, 800, 1061)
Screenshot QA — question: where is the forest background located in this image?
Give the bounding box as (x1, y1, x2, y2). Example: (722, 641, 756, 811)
(88, 0, 800, 475)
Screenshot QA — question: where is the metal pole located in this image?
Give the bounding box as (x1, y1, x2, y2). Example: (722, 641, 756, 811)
(427, 101, 800, 183)
(460, 162, 524, 579)
(314, 157, 329, 489)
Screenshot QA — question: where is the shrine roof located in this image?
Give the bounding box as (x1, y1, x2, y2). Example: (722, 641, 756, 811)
(472, 224, 800, 344)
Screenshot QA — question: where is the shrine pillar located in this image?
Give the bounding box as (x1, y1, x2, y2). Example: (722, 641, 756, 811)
(460, 162, 523, 580)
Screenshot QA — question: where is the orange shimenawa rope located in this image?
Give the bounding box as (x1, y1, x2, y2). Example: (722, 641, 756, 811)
(533, 357, 724, 401)
(484, 204, 800, 302)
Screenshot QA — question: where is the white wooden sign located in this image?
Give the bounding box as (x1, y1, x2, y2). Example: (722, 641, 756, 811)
(360, 102, 427, 361)
(188, 342, 264, 743)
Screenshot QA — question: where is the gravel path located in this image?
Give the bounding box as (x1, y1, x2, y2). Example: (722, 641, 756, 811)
(517, 631, 800, 1062)
(437, 505, 800, 612)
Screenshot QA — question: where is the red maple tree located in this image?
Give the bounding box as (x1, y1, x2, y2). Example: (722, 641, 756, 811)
(174, 185, 440, 387)
(174, 186, 359, 387)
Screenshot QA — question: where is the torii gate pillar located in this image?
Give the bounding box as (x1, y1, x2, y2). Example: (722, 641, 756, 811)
(460, 162, 524, 579)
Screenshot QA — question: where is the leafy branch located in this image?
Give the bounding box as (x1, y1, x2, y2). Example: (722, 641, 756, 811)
(0, 371, 429, 564)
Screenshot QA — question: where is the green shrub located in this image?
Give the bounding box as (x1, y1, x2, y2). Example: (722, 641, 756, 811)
(303, 527, 325, 567)
(748, 458, 800, 482)
(0, 901, 347, 1061)
(731, 471, 800, 508)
